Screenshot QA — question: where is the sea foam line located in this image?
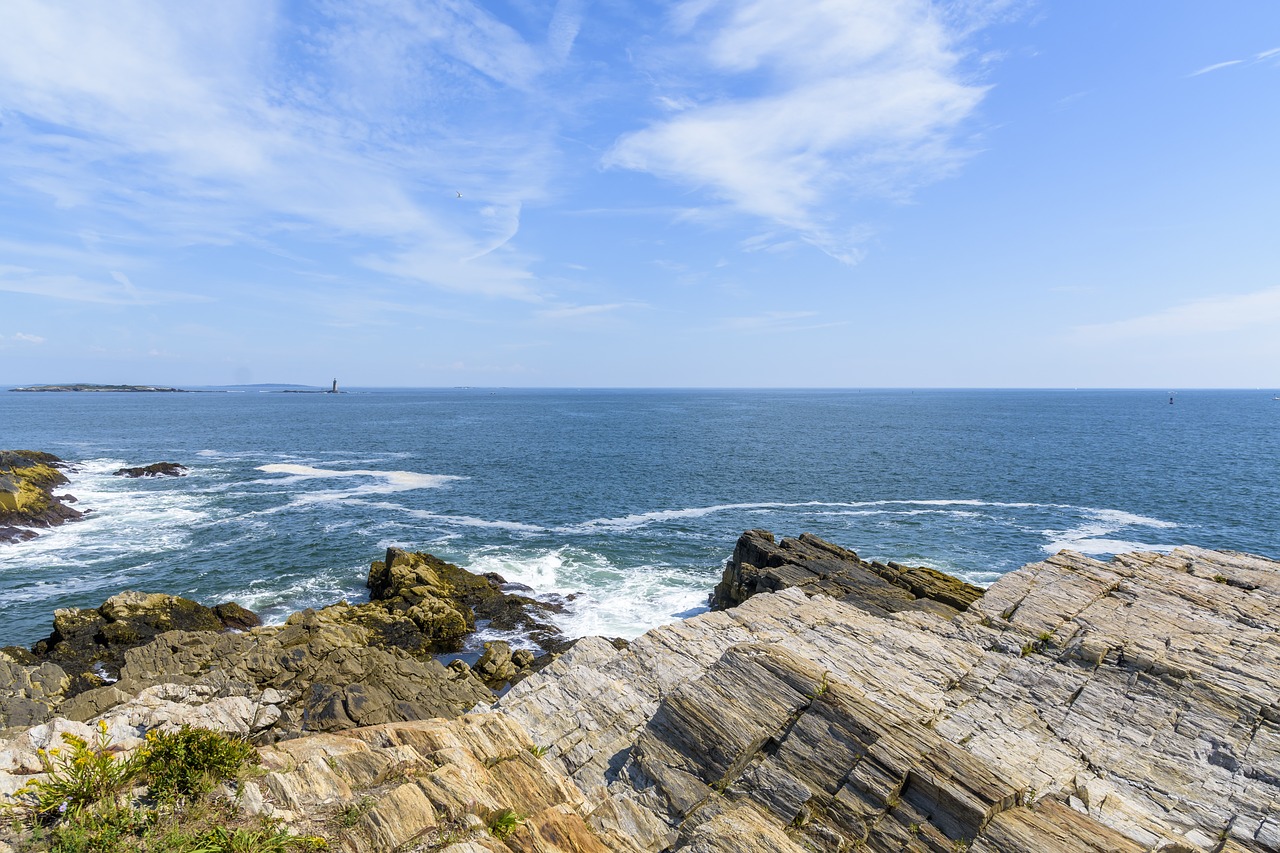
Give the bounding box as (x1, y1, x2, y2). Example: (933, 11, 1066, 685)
(554, 499, 1176, 535)
(255, 463, 460, 491)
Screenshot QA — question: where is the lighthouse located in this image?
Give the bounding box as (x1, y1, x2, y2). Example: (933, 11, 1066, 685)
(329, 379, 338, 393)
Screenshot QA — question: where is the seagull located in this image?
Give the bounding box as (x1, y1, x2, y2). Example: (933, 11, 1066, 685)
(456, 191, 462, 198)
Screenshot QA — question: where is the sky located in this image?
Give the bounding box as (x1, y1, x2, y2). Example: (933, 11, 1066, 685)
(1, 1, 1278, 388)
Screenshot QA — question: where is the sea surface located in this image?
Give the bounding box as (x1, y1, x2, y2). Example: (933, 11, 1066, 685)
(2, 388, 1276, 650)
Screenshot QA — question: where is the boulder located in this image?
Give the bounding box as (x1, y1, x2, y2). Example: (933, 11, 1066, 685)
(6, 547, 564, 737)
(0, 656, 69, 735)
(106, 605, 494, 739)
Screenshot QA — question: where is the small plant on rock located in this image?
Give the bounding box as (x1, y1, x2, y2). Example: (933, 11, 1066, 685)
(17, 721, 141, 821)
(486, 808, 525, 839)
(333, 796, 375, 829)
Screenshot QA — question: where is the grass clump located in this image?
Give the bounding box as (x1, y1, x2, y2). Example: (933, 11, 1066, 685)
(486, 808, 525, 840)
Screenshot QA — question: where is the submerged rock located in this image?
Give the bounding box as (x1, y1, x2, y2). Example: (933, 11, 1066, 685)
(113, 461, 187, 477)
(0, 451, 83, 544)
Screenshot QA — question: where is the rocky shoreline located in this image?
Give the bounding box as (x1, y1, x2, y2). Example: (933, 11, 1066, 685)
(0, 451, 83, 544)
(2, 519, 1278, 849)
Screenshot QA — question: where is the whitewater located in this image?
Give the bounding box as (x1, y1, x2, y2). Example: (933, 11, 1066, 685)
(2, 387, 1275, 649)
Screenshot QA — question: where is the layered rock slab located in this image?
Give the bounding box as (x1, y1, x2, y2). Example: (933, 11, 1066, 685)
(496, 542, 1280, 851)
(711, 529, 985, 616)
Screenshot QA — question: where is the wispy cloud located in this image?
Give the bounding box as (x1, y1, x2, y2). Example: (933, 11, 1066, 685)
(536, 302, 640, 320)
(603, 0, 992, 264)
(1189, 59, 1245, 77)
(0, 265, 208, 305)
(721, 310, 847, 333)
(0, 1, 563, 299)
(1070, 286, 1280, 341)
(1188, 46, 1280, 77)
(0, 332, 46, 346)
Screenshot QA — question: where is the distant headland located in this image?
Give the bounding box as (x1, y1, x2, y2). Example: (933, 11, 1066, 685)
(9, 384, 191, 393)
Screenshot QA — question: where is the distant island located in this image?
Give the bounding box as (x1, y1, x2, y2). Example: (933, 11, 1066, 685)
(9, 384, 192, 393)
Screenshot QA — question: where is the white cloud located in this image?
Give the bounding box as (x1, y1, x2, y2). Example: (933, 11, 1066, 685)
(0, 1, 560, 300)
(1189, 59, 1245, 77)
(603, 0, 990, 263)
(1070, 286, 1280, 341)
(0, 332, 46, 346)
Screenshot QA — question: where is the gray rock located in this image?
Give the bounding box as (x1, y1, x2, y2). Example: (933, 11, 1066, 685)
(711, 529, 984, 615)
(498, 542, 1280, 852)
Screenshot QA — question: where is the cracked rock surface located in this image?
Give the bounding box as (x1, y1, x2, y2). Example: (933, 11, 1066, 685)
(490, 537, 1280, 852)
(3, 534, 1277, 852)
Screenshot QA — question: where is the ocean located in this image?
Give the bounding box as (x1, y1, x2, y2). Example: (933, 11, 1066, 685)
(2, 387, 1276, 650)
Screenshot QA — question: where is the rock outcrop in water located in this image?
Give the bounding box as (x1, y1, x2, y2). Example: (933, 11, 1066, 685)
(0, 548, 564, 740)
(711, 529, 985, 616)
(113, 461, 188, 477)
(3, 532, 1279, 852)
(0, 451, 82, 544)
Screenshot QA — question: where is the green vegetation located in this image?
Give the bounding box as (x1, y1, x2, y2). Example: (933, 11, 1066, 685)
(1020, 631, 1055, 657)
(139, 726, 257, 802)
(486, 808, 525, 839)
(331, 797, 374, 830)
(5, 722, 325, 853)
(527, 744, 550, 757)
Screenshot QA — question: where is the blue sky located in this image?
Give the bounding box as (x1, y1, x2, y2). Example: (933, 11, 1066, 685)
(1, 1, 1277, 388)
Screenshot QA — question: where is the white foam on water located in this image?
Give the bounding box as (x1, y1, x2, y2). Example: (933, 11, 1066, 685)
(954, 569, 1006, 587)
(812, 509, 984, 519)
(2, 458, 212, 567)
(1039, 506, 1178, 556)
(471, 625, 544, 651)
(360, 502, 547, 534)
(464, 546, 709, 640)
(256, 463, 460, 492)
(237, 568, 368, 625)
(556, 498, 1098, 535)
(1044, 537, 1178, 556)
(248, 465, 463, 509)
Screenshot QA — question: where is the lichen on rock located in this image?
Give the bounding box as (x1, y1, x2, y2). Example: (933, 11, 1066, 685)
(0, 451, 82, 544)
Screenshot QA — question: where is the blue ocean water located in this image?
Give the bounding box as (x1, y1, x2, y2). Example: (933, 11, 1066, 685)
(2, 388, 1276, 649)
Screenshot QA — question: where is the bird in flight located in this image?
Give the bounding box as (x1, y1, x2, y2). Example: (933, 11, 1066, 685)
(456, 191, 462, 198)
